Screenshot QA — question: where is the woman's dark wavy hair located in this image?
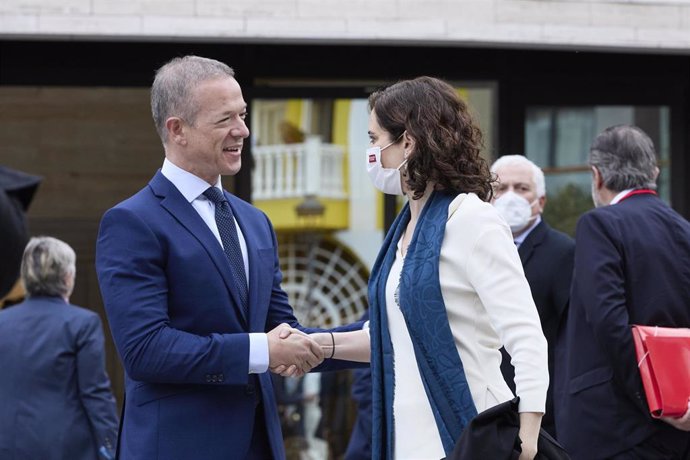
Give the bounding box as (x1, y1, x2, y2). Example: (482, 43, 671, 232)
(368, 76, 495, 201)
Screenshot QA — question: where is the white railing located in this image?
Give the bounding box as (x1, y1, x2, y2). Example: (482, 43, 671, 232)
(252, 135, 346, 200)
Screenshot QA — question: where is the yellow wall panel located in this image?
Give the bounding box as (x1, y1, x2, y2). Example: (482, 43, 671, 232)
(255, 198, 349, 231)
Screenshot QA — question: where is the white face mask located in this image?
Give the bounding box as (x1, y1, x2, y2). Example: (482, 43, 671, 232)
(366, 136, 407, 196)
(493, 191, 538, 233)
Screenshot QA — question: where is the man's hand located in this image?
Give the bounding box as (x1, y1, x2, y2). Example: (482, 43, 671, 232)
(267, 324, 324, 377)
(272, 331, 334, 377)
(661, 401, 690, 431)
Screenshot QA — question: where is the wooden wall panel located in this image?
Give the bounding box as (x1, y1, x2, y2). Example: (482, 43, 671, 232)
(0, 86, 162, 218)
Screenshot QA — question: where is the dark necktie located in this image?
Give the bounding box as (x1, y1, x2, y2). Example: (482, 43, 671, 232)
(203, 187, 248, 317)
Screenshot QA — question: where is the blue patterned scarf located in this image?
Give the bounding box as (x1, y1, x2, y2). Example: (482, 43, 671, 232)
(369, 190, 478, 459)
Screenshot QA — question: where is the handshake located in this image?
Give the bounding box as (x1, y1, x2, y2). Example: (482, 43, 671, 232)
(267, 323, 333, 378)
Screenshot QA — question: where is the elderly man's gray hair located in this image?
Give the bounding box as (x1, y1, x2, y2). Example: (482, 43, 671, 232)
(490, 154, 546, 198)
(21, 236, 76, 298)
(589, 125, 658, 192)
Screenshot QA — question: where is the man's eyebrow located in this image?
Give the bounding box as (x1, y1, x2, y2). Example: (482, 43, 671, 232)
(217, 106, 248, 117)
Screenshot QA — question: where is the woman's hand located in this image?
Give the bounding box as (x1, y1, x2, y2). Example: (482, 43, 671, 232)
(272, 328, 371, 378)
(518, 411, 542, 460)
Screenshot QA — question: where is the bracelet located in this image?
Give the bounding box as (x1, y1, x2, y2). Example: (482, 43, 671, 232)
(328, 331, 336, 359)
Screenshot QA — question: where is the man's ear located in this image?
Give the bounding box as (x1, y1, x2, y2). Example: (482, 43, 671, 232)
(166, 117, 187, 146)
(653, 166, 660, 181)
(538, 195, 546, 213)
(592, 166, 603, 189)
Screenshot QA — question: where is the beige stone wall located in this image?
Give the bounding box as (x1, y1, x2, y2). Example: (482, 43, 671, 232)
(2, 0, 690, 52)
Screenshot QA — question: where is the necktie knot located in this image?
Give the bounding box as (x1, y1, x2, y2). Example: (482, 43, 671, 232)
(203, 187, 226, 205)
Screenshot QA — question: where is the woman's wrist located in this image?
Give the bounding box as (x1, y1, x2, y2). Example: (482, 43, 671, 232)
(310, 332, 335, 357)
(328, 332, 335, 359)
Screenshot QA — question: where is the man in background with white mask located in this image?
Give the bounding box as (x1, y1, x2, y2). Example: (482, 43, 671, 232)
(491, 154, 574, 438)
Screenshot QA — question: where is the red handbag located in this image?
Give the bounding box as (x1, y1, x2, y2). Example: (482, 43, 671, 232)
(631, 325, 690, 418)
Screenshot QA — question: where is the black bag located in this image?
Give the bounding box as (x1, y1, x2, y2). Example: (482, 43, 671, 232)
(445, 397, 570, 460)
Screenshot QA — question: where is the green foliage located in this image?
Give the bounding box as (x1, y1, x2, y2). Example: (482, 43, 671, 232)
(542, 183, 594, 237)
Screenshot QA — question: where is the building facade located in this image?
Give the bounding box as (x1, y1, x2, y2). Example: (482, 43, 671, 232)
(2, 3, 690, 450)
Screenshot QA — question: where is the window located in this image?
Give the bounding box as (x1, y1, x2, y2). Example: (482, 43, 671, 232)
(525, 105, 670, 235)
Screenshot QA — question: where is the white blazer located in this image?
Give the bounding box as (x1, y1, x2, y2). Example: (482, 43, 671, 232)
(441, 193, 548, 413)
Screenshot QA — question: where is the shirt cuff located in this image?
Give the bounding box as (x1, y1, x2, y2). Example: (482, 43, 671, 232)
(248, 333, 269, 374)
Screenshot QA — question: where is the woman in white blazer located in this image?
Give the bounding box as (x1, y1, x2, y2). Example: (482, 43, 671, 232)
(276, 76, 548, 460)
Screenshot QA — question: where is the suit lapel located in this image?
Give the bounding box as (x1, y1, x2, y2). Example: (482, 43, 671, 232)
(149, 172, 248, 326)
(518, 220, 548, 267)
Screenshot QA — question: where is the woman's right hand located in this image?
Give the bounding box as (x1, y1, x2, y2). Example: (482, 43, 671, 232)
(517, 411, 542, 460)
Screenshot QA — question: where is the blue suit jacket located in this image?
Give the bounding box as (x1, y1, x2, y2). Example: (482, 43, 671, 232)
(554, 194, 690, 459)
(96, 171, 359, 460)
(0, 296, 118, 460)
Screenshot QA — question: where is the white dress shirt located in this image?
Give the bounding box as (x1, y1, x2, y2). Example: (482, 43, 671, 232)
(161, 158, 269, 374)
(513, 214, 542, 248)
(610, 188, 634, 205)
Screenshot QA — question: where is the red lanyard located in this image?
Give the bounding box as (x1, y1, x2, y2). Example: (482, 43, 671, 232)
(618, 189, 657, 203)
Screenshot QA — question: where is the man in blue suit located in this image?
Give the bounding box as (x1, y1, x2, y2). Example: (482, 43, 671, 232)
(491, 155, 575, 438)
(555, 125, 690, 459)
(0, 236, 118, 459)
(96, 55, 360, 460)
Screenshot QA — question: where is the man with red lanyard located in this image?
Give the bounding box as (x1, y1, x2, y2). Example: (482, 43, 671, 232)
(555, 124, 690, 460)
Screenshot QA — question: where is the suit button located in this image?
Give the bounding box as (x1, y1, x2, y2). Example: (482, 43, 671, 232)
(245, 385, 255, 396)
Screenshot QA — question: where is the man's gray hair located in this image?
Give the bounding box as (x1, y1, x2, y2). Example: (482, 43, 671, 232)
(589, 125, 658, 192)
(21, 236, 76, 298)
(490, 154, 546, 198)
(151, 55, 235, 144)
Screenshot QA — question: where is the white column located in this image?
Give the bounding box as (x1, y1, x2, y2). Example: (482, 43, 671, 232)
(304, 135, 322, 195)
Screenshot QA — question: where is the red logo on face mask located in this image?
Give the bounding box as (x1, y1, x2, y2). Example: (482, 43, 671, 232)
(368, 154, 377, 163)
